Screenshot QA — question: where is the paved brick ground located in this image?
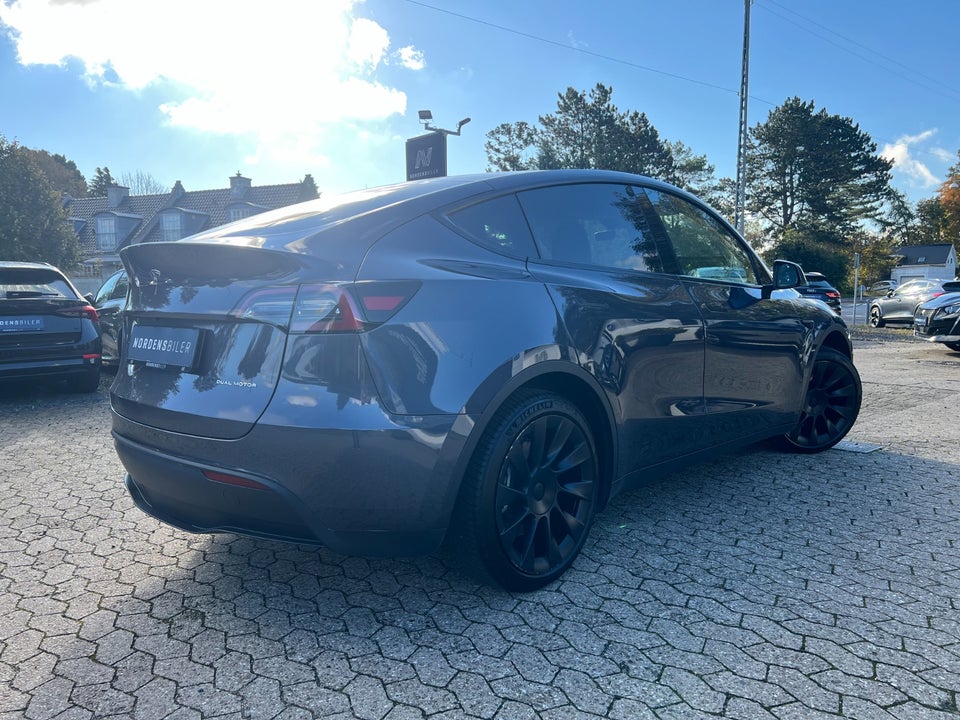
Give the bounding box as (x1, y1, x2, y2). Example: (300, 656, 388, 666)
(1, 327, 959, 719)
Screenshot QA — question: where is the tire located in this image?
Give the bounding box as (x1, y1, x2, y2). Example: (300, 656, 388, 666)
(945, 342, 960, 351)
(451, 389, 599, 591)
(868, 305, 884, 328)
(68, 367, 101, 393)
(778, 348, 862, 453)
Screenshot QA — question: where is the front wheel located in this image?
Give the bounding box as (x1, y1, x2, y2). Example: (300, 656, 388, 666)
(451, 390, 599, 591)
(778, 348, 861, 453)
(868, 305, 884, 328)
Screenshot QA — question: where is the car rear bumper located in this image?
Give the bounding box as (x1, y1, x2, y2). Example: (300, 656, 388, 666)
(112, 408, 464, 557)
(0, 355, 100, 381)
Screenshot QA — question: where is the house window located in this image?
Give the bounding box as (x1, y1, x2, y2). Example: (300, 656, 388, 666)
(95, 216, 117, 251)
(228, 207, 250, 223)
(161, 213, 182, 241)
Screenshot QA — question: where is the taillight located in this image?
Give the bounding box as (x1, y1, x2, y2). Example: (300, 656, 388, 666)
(57, 304, 99, 321)
(291, 282, 420, 334)
(825, 291, 840, 299)
(230, 287, 298, 326)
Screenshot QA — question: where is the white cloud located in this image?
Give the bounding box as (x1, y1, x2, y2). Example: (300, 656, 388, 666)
(0, 0, 425, 178)
(931, 147, 955, 162)
(397, 46, 425, 71)
(881, 130, 940, 187)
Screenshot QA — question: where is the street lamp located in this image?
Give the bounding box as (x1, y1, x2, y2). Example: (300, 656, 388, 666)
(418, 109, 471, 136)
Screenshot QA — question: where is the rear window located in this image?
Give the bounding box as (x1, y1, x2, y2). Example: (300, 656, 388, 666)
(0, 269, 75, 299)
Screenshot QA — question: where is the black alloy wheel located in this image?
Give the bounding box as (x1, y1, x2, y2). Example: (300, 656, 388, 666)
(779, 348, 862, 453)
(453, 389, 599, 591)
(868, 305, 884, 327)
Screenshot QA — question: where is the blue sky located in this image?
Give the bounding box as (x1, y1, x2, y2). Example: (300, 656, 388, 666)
(1, 0, 958, 205)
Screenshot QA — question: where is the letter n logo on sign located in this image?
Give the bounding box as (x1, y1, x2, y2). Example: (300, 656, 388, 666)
(416, 147, 433, 170)
(405, 132, 447, 181)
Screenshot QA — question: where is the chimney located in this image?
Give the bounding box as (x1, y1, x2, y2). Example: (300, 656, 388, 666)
(229, 172, 251, 199)
(107, 185, 129, 208)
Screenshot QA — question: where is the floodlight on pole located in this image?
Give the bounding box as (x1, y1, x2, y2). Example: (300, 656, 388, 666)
(419, 110, 472, 137)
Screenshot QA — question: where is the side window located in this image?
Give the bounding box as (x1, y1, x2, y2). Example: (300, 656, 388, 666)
(94, 272, 119, 305)
(446, 194, 537, 258)
(517, 183, 665, 273)
(110, 272, 129, 302)
(643, 188, 760, 285)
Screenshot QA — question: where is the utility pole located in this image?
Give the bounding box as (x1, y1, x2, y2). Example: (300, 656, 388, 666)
(734, 0, 752, 234)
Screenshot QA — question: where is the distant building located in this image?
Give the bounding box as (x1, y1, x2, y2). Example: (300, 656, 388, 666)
(890, 243, 958, 285)
(65, 172, 318, 274)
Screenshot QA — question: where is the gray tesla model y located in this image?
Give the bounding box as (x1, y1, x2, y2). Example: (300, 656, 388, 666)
(111, 170, 861, 590)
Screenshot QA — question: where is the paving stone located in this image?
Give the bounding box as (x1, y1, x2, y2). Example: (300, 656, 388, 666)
(5, 333, 960, 718)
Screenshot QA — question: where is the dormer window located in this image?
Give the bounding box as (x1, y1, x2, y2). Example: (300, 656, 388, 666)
(228, 207, 251, 223)
(95, 216, 117, 251)
(161, 212, 182, 241)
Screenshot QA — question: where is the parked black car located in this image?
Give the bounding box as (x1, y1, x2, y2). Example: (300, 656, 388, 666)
(93, 268, 128, 367)
(914, 280, 960, 350)
(796, 271, 842, 314)
(0, 261, 102, 392)
(111, 170, 862, 591)
(868, 278, 947, 327)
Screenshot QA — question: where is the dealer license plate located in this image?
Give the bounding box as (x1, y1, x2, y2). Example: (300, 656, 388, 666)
(0, 317, 43, 333)
(128, 325, 201, 369)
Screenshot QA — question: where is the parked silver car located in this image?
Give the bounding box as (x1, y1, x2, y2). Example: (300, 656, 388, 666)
(868, 279, 947, 327)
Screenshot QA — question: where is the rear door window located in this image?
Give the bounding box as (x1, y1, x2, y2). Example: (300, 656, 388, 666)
(517, 183, 667, 273)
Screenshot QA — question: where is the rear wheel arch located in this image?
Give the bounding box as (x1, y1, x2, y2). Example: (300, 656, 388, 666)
(456, 362, 618, 510)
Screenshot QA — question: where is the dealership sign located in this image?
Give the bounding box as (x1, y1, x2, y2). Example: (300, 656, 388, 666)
(406, 132, 447, 181)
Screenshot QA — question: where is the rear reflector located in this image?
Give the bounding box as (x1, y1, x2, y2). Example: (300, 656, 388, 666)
(203, 469, 270, 491)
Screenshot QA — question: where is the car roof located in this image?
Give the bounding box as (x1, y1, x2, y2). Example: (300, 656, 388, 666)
(0, 261, 59, 270)
(172, 169, 705, 249)
(125, 170, 715, 274)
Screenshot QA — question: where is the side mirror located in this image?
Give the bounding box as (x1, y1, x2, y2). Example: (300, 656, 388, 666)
(84, 293, 96, 304)
(762, 259, 804, 299)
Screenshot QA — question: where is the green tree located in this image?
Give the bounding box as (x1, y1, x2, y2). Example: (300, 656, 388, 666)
(484, 83, 714, 194)
(485, 121, 538, 171)
(915, 196, 950, 243)
(763, 227, 849, 289)
(21, 148, 88, 198)
(0, 136, 81, 267)
(89, 166, 116, 196)
(747, 97, 894, 242)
